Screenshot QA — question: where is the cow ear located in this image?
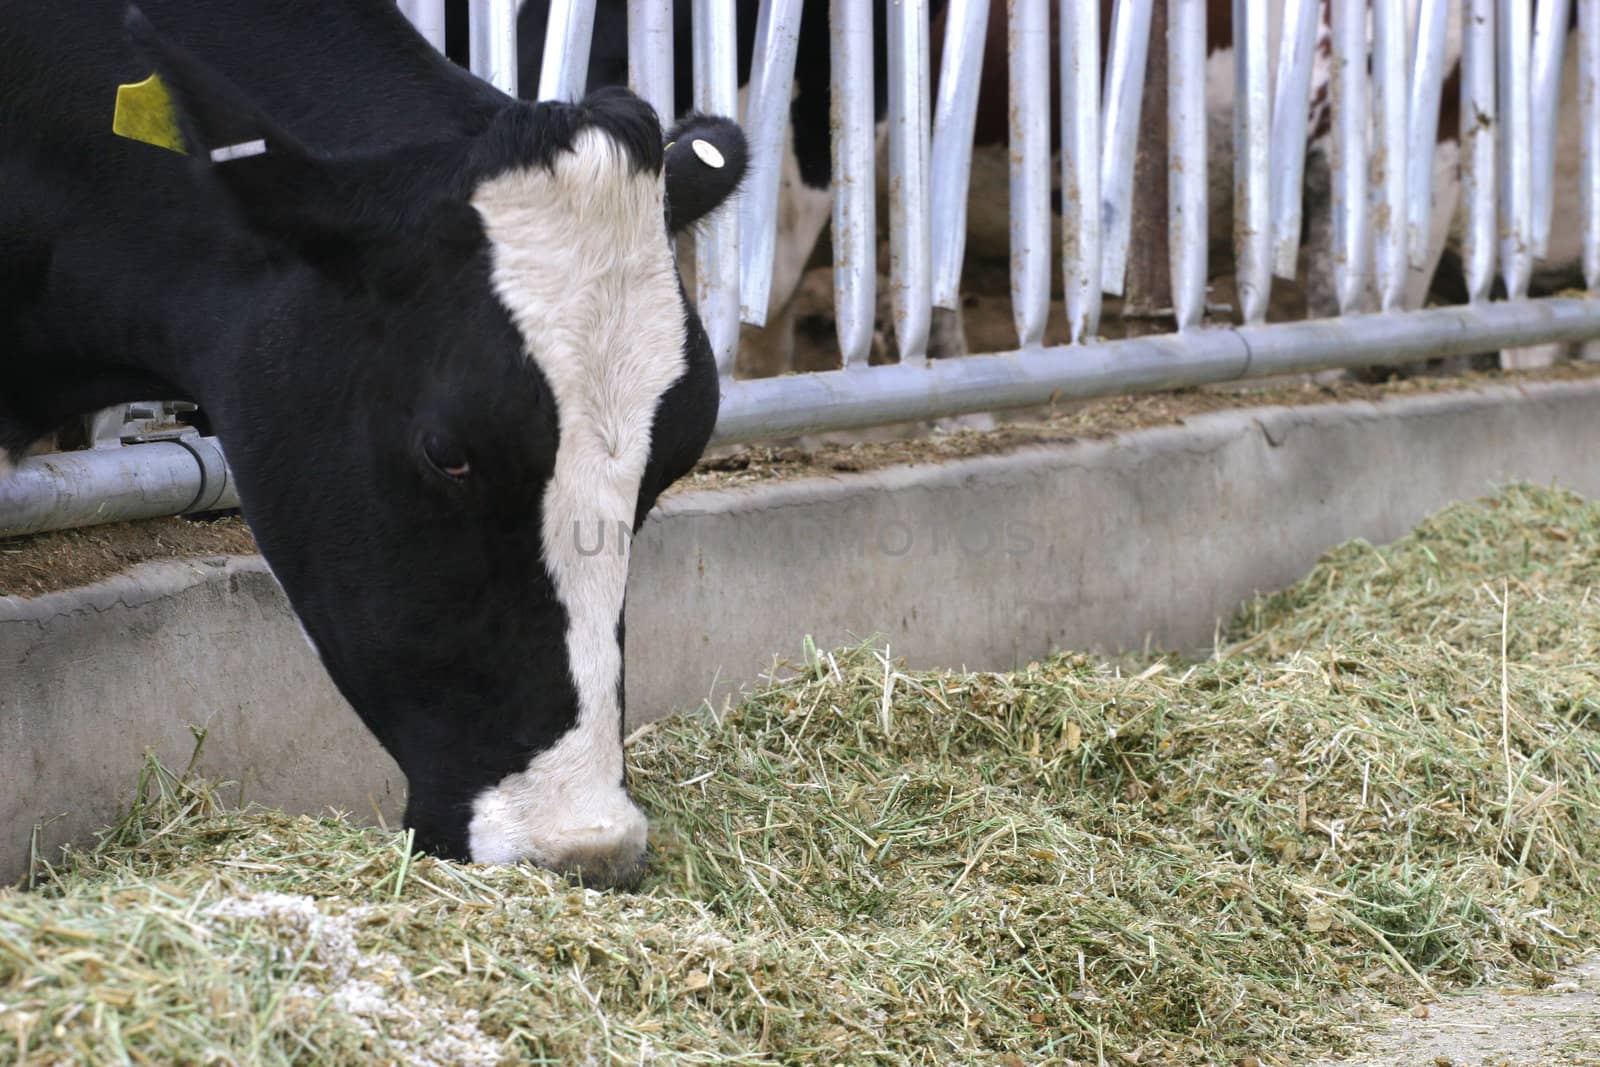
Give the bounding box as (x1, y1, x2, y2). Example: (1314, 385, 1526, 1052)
(663, 114, 747, 234)
(123, 5, 357, 244)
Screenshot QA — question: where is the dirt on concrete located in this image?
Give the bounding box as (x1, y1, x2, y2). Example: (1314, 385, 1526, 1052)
(0, 516, 255, 599)
(685, 361, 1600, 492)
(3, 362, 1600, 600)
(1304, 957, 1600, 1067)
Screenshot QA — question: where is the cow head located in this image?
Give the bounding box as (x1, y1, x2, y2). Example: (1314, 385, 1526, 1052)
(128, 9, 745, 885)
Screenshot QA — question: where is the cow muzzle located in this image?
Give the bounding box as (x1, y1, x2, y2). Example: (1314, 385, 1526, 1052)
(467, 774, 649, 889)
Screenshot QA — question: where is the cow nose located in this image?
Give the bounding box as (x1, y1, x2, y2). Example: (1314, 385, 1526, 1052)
(468, 779, 650, 889)
(544, 805, 649, 889)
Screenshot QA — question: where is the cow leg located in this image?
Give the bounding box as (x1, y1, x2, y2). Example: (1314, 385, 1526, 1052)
(1300, 140, 1341, 321)
(735, 310, 798, 378)
(928, 305, 968, 359)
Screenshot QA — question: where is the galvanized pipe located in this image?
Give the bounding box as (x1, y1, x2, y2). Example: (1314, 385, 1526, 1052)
(930, 0, 991, 311)
(398, 0, 448, 52)
(1062, 0, 1102, 341)
(712, 297, 1600, 443)
(1009, 0, 1051, 349)
(1232, 0, 1271, 324)
(1167, 0, 1208, 331)
(1406, 0, 1450, 301)
(737, 0, 804, 327)
(537, 0, 596, 101)
(693, 0, 741, 375)
(14, 301, 1600, 535)
(628, 0, 677, 124)
(0, 436, 237, 539)
(1498, 0, 1532, 298)
(469, 0, 521, 95)
(1331, 0, 1371, 314)
(1099, 0, 1153, 296)
(1269, 0, 1319, 280)
(1373, 0, 1409, 311)
(1586, 0, 1600, 292)
(1530, 0, 1574, 258)
(831, 0, 877, 368)
(889, 0, 933, 364)
(1462, 0, 1498, 302)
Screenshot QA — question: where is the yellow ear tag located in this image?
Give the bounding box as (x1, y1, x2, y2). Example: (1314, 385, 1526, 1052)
(112, 74, 188, 155)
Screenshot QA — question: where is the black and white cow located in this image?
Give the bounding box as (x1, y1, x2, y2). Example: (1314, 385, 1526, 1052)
(0, 0, 746, 885)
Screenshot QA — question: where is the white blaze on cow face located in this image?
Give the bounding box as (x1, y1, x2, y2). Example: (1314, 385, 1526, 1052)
(466, 128, 685, 878)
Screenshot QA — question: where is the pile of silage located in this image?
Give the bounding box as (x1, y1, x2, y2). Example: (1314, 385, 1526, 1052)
(3, 482, 1598, 1066)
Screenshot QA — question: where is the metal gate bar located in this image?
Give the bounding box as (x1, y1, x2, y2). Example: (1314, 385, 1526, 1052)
(1462, 0, 1497, 302)
(1407, 0, 1450, 300)
(1009, 0, 1052, 349)
(1499, 0, 1532, 298)
(538, 0, 595, 101)
(930, 0, 990, 312)
(468, 0, 519, 94)
(1269, 0, 1318, 280)
(692, 0, 740, 374)
(1583, 0, 1600, 291)
(1232, 0, 1270, 323)
(627, 0, 675, 121)
(1168, 0, 1208, 330)
(1061, 0, 1101, 340)
(1530, 0, 1574, 257)
(1100, 0, 1153, 296)
(1371, 0, 1407, 312)
(737, 0, 804, 327)
(830, 0, 876, 369)
(888, 0, 933, 365)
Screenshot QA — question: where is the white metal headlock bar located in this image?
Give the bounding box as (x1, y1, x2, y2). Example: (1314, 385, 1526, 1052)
(539, 0, 596, 101)
(888, 0, 933, 365)
(1372, 0, 1409, 313)
(1061, 0, 1102, 342)
(1269, 0, 1318, 281)
(930, 0, 990, 312)
(829, 0, 876, 370)
(692, 0, 741, 376)
(627, 0, 675, 124)
(1008, 0, 1051, 350)
(1099, 0, 1153, 297)
(1232, 0, 1271, 324)
(1529, 0, 1574, 259)
(737, 0, 803, 328)
(1168, 0, 1208, 331)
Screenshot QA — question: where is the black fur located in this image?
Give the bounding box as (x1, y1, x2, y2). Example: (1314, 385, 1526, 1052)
(0, 0, 744, 872)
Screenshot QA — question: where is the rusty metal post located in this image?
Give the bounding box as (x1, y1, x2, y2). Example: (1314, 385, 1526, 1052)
(1122, 0, 1173, 337)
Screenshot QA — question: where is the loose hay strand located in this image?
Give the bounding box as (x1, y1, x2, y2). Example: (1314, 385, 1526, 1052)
(3, 483, 1599, 1066)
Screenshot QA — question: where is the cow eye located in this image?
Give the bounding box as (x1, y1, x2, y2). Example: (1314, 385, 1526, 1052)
(422, 431, 471, 480)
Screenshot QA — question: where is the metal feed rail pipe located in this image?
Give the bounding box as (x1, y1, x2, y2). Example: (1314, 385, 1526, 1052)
(0, 436, 236, 538)
(711, 297, 1600, 444)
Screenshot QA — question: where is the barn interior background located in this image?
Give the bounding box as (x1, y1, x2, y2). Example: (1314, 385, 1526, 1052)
(2, 0, 1598, 536)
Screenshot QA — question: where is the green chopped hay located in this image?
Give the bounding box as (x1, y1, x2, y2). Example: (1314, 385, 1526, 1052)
(4, 482, 1599, 1066)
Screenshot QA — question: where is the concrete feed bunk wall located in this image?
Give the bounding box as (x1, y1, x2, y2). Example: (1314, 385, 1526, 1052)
(6, 378, 1600, 882)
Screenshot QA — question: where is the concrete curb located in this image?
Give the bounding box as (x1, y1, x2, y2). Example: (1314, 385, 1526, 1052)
(6, 377, 1600, 881)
